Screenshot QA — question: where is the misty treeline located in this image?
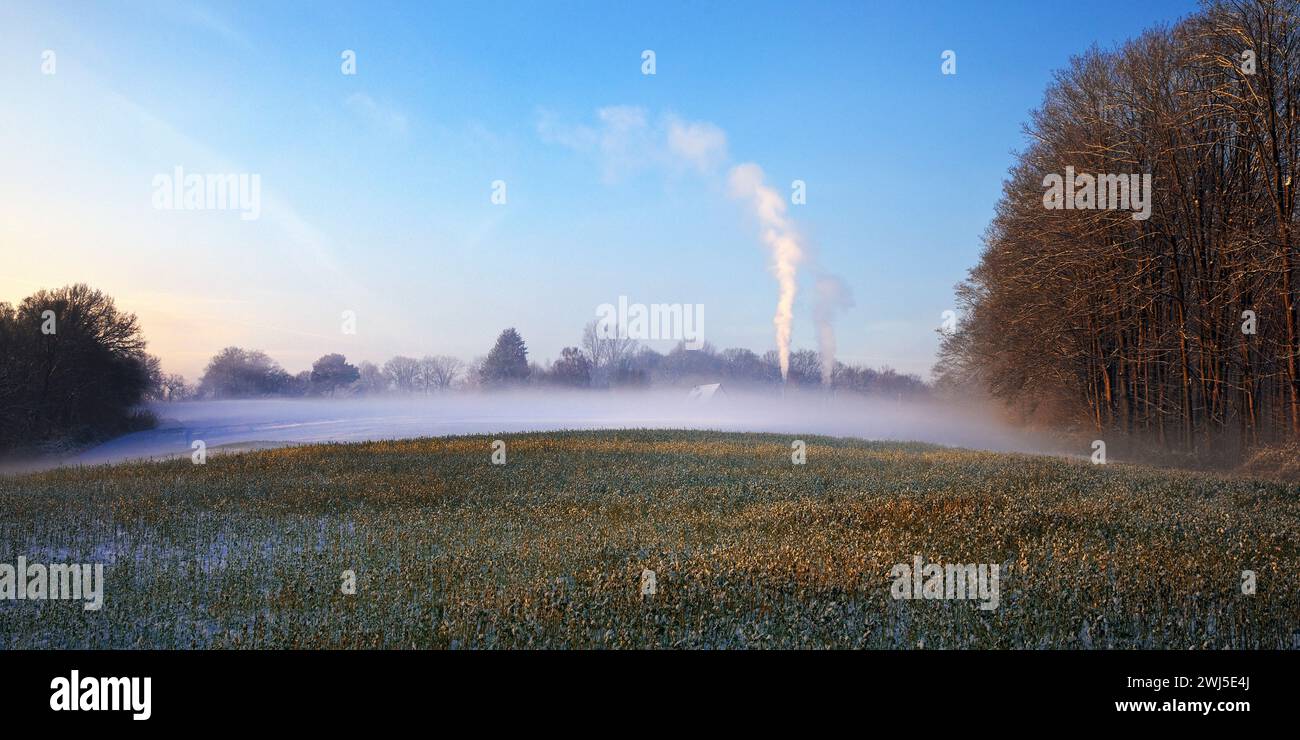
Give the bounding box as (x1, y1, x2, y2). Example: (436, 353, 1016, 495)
(0, 284, 159, 453)
(0, 282, 926, 453)
(938, 0, 1300, 458)
(192, 320, 928, 399)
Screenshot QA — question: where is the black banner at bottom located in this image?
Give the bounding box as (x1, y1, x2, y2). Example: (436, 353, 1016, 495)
(0, 650, 1287, 727)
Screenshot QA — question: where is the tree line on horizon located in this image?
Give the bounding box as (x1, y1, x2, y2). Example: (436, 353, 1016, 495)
(185, 322, 928, 400)
(1, 284, 927, 453)
(937, 0, 1300, 457)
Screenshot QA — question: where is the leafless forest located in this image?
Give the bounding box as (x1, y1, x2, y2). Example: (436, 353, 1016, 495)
(938, 0, 1300, 464)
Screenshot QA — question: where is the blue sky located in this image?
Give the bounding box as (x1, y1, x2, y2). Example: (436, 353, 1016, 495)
(0, 0, 1198, 379)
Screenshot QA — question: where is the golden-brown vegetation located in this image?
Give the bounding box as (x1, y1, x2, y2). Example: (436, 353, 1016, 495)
(1, 430, 1297, 648)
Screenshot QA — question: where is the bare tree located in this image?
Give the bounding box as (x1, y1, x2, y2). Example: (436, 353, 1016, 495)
(419, 355, 464, 391)
(939, 0, 1300, 458)
(356, 361, 387, 394)
(581, 319, 638, 386)
(383, 355, 421, 393)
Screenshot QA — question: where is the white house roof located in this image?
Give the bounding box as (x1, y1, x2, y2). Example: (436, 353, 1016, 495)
(687, 383, 725, 401)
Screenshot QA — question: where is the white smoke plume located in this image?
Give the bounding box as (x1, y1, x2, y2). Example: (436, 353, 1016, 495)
(813, 274, 854, 385)
(728, 163, 804, 380)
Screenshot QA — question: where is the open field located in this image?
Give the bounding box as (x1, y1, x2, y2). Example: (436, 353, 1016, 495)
(2, 430, 1298, 649)
(8, 392, 1040, 471)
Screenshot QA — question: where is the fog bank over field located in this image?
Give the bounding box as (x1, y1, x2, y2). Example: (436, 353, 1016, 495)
(30, 389, 1051, 470)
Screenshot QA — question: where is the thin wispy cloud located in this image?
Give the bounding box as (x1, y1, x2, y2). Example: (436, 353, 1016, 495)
(665, 115, 729, 174)
(159, 1, 253, 49)
(345, 93, 410, 137)
(105, 88, 347, 279)
(538, 106, 729, 183)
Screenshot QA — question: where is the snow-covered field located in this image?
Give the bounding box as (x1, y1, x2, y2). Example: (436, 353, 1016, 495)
(20, 390, 1046, 471)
